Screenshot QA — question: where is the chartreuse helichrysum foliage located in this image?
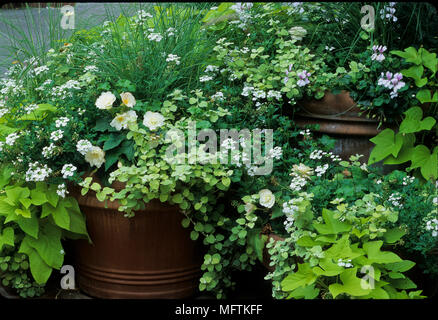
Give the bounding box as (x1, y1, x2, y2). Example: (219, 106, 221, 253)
(280, 197, 425, 299)
(368, 106, 437, 181)
(0, 165, 89, 289)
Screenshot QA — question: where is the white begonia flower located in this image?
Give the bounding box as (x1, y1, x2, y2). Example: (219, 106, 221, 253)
(61, 164, 77, 179)
(95, 91, 116, 110)
(76, 139, 93, 156)
(120, 92, 136, 108)
(110, 110, 138, 131)
(143, 111, 165, 131)
(259, 189, 275, 208)
(84, 146, 105, 168)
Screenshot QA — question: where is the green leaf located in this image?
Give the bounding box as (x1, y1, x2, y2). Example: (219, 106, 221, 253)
(287, 284, 320, 299)
(363, 241, 402, 264)
(368, 129, 403, 164)
(247, 231, 266, 263)
(18, 244, 52, 285)
(386, 260, 416, 273)
(383, 228, 406, 244)
(391, 47, 422, 65)
(312, 209, 352, 235)
(328, 268, 372, 298)
(281, 263, 317, 292)
(410, 145, 438, 180)
(419, 47, 437, 75)
(313, 258, 344, 277)
(30, 189, 48, 206)
(16, 214, 39, 239)
(52, 201, 71, 230)
(401, 65, 424, 82)
(22, 223, 64, 269)
(103, 133, 125, 151)
(0, 227, 14, 251)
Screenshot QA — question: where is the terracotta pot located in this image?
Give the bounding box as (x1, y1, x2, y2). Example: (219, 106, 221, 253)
(294, 91, 389, 163)
(71, 185, 203, 299)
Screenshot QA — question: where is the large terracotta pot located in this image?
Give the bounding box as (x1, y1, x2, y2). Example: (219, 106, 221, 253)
(294, 91, 388, 163)
(72, 187, 203, 299)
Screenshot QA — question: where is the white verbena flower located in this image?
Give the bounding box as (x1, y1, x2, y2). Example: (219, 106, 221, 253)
(50, 130, 64, 141)
(61, 164, 77, 179)
(76, 139, 93, 156)
(55, 117, 70, 128)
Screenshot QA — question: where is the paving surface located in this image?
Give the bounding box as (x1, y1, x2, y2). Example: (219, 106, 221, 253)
(0, 3, 152, 76)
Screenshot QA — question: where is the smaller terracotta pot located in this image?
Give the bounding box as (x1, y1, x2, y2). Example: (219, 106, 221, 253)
(293, 91, 392, 163)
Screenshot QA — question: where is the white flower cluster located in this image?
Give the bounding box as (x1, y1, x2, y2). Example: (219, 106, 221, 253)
(267, 90, 282, 101)
(25, 162, 52, 182)
(337, 259, 353, 268)
(166, 27, 176, 37)
(230, 2, 253, 29)
(23, 104, 38, 114)
(0, 78, 24, 96)
(299, 129, 311, 136)
(380, 2, 397, 22)
(35, 79, 53, 91)
(205, 65, 219, 73)
(426, 218, 438, 237)
(315, 164, 329, 176)
(55, 117, 70, 128)
(76, 139, 93, 155)
(283, 199, 300, 230)
(0, 108, 7, 118)
(84, 65, 98, 73)
(221, 138, 237, 151)
(33, 65, 49, 76)
(199, 75, 213, 82)
(5, 132, 20, 146)
(56, 183, 69, 198)
(166, 54, 180, 65)
(50, 130, 64, 141)
(309, 149, 342, 162)
(61, 164, 77, 179)
(388, 192, 403, 208)
(147, 32, 163, 42)
(402, 176, 415, 185)
(268, 146, 283, 160)
(378, 72, 405, 99)
(42, 143, 56, 158)
(51, 80, 81, 98)
(211, 91, 224, 101)
(289, 175, 307, 192)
